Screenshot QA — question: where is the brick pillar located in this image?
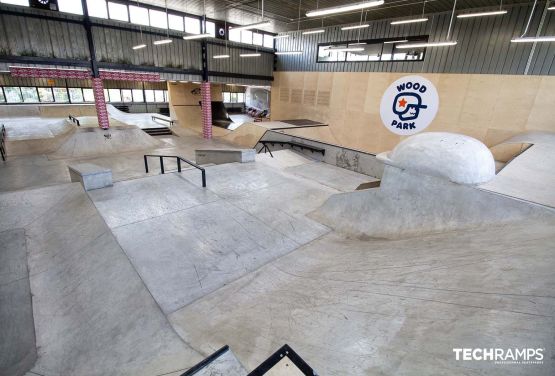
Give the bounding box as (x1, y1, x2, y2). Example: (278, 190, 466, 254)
(200, 81, 212, 139)
(92, 77, 110, 129)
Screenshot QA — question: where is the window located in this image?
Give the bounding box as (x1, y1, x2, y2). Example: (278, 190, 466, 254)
(58, 0, 83, 15)
(132, 89, 144, 102)
(263, 34, 274, 48)
(0, 88, 5, 103)
(108, 89, 121, 102)
(68, 88, 84, 103)
(163, 90, 168, 102)
(168, 14, 184, 31)
(20, 87, 38, 102)
(223, 92, 231, 103)
(87, 0, 108, 19)
(129, 5, 149, 26)
(83, 89, 95, 102)
(104, 89, 109, 102)
(223, 92, 245, 103)
(108, 2, 128, 22)
(205, 21, 215, 37)
(53, 88, 69, 103)
(237, 93, 245, 102)
(4, 87, 22, 103)
(241, 30, 252, 44)
(0, 0, 29, 6)
(149, 9, 168, 29)
(229, 28, 241, 42)
(252, 33, 263, 46)
(317, 36, 428, 63)
(185, 17, 200, 34)
(154, 90, 164, 103)
(121, 89, 133, 103)
(144, 90, 155, 102)
(38, 88, 54, 102)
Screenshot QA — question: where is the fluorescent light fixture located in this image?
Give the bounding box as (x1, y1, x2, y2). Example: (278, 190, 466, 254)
(132, 44, 147, 50)
(397, 41, 457, 48)
(341, 24, 370, 30)
(153, 39, 172, 45)
(511, 36, 555, 43)
(240, 53, 261, 57)
(192, 82, 201, 84)
(383, 39, 408, 44)
(457, 10, 508, 18)
(230, 20, 271, 32)
(549, 6, 555, 10)
(302, 29, 325, 35)
(307, 1, 384, 17)
(327, 47, 365, 52)
(274, 35, 290, 39)
(183, 33, 212, 40)
(391, 17, 428, 25)
(213, 54, 230, 59)
(349, 42, 367, 46)
(275, 51, 303, 55)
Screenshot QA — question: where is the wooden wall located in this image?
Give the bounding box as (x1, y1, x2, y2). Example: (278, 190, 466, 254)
(271, 71, 555, 154)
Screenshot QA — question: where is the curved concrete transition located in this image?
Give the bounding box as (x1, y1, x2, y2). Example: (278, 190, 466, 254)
(312, 132, 551, 238)
(0, 183, 202, 376)
(378, 132, 496, 185)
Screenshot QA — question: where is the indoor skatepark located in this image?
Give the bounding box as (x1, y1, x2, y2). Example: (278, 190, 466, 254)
(1, 0, 554, 376)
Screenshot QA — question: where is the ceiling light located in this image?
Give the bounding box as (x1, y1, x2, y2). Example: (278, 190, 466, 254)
(391, 17, 428, 25)
(341, 24, 370, 30)
(549, 6, 555, 10)
(349, 42, 367, 46)
(275, 51, 303, 55)
(240, 53, 261, 57)
(396, 41, 457, 48)
(230, 20, 271, 32)
(383, 39, 408, 44)
(511, 36, 555, 43)
(213, 54, 230, 59)
(457, 10, 507, 18)
(274, 35, 290, 39)
(153, 39, 172, 45)
(306, 1, 384, 17)
(183, 33, 212, 40)
(132, 44, 147, 50)
(302, 29, 325, 35)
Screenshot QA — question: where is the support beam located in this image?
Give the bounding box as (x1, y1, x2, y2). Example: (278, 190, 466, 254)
(92, 78, 109, 130)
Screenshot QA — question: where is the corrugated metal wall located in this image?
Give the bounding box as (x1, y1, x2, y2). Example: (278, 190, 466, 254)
(207, 41, 274, 77)
(276, 3, 555, 75)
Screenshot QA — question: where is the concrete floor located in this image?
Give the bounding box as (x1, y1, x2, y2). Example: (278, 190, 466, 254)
(0, 118, 554, 375)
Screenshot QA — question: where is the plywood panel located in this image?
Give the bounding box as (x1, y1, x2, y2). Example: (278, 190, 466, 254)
(272, 71, 555, 155)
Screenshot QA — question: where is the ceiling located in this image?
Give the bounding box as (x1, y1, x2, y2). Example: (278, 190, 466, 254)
(136, 0, 536, 32)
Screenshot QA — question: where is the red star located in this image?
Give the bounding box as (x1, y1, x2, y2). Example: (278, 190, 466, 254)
(398, 98, 407, 107)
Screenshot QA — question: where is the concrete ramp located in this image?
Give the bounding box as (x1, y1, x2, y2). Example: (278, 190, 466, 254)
(3, 118, 75, 156)
(49, 125, 163, 159)
(0, 183, 201, 376)
(106, 104, 169, 129)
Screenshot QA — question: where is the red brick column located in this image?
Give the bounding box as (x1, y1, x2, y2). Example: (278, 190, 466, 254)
(92, 77, 110, 129)
(200, 81, 212, 139)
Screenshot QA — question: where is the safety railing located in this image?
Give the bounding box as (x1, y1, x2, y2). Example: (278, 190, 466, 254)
(151, 115, 175, 127)
(1, 124, 6, 161)
(68, 115, 80, 126)
(144, 154, 206, 187)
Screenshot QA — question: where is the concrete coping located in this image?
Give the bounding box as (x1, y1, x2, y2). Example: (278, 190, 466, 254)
(68, 163, 111, 176)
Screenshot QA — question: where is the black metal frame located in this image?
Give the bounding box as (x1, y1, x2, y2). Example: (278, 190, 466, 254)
(1, 124, 6, 161)
(247, 344, 317, 376)
(144, 154, 206, 187)
(179, 345, 230, 376)
(316, 35, 429, 64)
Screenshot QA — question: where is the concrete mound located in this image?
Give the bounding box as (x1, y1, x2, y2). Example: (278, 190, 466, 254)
(4, 118, 75, 156)
(311, 132, 553, 238)
(0, 183, 201, 376)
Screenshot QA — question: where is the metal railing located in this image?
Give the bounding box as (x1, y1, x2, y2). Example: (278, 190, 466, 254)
(1, 124, 6, 161)
(68, 115, 80, 126)
(151, 115, 175, 127)
(144, 154, 206, 187)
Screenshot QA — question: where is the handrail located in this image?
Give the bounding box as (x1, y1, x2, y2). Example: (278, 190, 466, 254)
(68, 115, 80, 126)
(144, 154, 206, 187)
(1, 124, 6, 161)
(151, 115, 175, 127)
(180, 345, 229, 376)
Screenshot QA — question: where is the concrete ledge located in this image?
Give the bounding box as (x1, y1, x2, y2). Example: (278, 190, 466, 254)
(195, 149, 256, 165)
(68, 163, 113, 191)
